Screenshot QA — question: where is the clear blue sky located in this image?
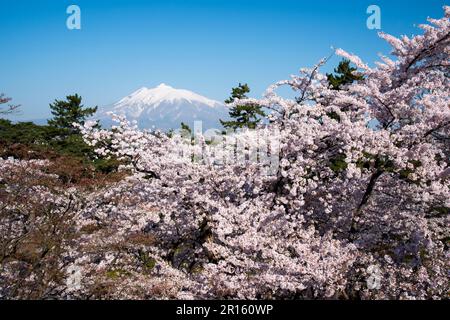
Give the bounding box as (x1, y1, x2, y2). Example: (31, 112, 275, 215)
(1, 0, 447, 120)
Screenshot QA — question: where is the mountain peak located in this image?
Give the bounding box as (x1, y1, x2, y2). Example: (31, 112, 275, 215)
(98, 84, 229, 130)
(156, 83, 172, 89)
(119, 84, 222, 108)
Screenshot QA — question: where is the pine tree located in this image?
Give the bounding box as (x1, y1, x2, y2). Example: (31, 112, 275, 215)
(47, 94, 98, 132)
(324, 60, 365, 122)
(327, 59, 364, 90)
(220, 83, 265, 130)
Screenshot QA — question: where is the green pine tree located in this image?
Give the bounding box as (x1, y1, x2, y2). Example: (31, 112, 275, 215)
(324, 59, 365, 122)
(327, 59, 364, 90)
(220, 83, 265, 130)
(47, 94, 98, 132)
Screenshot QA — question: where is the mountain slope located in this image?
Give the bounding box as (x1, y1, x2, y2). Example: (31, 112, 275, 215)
(98, 84, 229, 131)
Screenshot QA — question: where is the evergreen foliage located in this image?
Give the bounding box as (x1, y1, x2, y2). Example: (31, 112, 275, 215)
(47, 94, 98, 132)
(220, 83, 265, 130)
(327, 59, 364, 90)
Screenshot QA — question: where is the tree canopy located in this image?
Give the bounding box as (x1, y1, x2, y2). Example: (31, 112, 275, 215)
(47, 94, 98, 132)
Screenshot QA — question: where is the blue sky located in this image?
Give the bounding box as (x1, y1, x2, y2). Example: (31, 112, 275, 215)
(1, 0, 447, 120)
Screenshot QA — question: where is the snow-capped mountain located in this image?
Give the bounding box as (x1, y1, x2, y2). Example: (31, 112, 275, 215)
(98, 84, 229, 131)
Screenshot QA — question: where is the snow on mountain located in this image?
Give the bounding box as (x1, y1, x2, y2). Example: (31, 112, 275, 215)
(98, 84, 229, 131)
